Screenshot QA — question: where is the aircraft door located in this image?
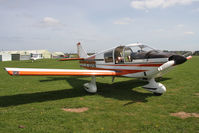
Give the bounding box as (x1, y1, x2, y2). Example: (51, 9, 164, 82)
(114, 46, 124, 64)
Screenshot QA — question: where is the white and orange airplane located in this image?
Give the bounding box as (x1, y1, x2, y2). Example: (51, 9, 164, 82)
(5, 42, 192, 96)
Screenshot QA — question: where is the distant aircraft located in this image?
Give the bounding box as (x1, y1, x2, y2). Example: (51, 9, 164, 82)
(30, 53, 43, 61)
(5, 42, 192, 96)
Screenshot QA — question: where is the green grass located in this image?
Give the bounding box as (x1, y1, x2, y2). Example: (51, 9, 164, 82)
(0, 57, 199, 133)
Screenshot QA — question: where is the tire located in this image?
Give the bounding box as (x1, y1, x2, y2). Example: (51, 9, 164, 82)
(153, 92, 163, 96)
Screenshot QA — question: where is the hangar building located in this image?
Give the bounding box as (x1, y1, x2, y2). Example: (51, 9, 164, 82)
(0, 50, 51, 59)
(0, 53, 12, 61)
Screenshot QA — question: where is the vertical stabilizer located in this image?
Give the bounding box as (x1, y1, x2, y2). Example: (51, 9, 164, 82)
(77, 42, 88, 58)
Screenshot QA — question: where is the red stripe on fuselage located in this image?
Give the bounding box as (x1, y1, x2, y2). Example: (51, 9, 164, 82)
(82, 66, 146, 75)
(60, 58, 84, 61)
(80, 61, 96, 64)
(104, 64, 163, 67)
(80, 59, 160, 75)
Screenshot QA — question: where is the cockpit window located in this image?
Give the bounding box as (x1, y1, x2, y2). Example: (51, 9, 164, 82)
(124, 47, 132, 62)
(104, 50, 113, 63)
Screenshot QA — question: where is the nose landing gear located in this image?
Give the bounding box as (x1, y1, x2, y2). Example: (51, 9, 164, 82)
(142, 78, 166, 96)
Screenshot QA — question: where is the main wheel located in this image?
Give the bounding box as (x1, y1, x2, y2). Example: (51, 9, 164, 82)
(153, 92, 163, 96)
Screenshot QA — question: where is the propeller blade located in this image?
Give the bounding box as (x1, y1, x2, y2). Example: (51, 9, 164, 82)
(158, 60, 175, 71)
(182, 51, 192, 58)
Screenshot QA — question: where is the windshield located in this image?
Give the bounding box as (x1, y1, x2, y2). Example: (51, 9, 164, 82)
(124, 45, 155, 60)
(133, 45, 154, 52)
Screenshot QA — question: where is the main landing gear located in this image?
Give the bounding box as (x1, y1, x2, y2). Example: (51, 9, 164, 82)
(84, 76, 97, 93)
(84, 76, 166, 96)
(142, 78, 166, 96)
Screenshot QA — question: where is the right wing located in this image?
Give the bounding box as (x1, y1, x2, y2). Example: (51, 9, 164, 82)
(5, 68, 117, 76)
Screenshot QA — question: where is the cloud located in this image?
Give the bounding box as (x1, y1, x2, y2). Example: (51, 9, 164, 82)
(113, 17, 134, 25)
(37, 17, 63, 27)
(131, 0, 196, 10)
(184, 31, 195, 35)
(42, 17, 61, 26)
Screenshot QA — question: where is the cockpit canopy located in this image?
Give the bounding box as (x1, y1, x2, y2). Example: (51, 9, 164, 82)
(104, 43, 163, 64)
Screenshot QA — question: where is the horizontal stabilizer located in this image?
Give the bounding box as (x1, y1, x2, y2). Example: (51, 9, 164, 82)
(5, 68, 117, 76)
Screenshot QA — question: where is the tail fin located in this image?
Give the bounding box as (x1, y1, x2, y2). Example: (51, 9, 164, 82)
(77, 42, 88, 58)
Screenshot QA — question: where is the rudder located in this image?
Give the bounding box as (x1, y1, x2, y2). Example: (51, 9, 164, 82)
(77, 42, 88, 58)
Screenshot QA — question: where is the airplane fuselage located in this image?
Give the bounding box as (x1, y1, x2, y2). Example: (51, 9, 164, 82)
(79, 44, 182, 79)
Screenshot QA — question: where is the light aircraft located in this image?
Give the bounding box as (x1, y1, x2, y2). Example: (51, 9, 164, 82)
(30, 54, 43, 61)
(5, 42, 192, 96)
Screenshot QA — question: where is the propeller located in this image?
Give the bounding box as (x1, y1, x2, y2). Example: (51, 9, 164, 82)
(183, 51, 192, 58)
(158, 54, 189, 71)
(186, 56, 192, 60)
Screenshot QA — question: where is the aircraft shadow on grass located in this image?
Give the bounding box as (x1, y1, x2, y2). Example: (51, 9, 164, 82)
(0, 77, 170, 107)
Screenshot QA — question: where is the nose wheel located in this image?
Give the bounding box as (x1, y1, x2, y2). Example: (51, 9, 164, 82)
(153, 92, 163, 96)
(142, 78, 166, 96)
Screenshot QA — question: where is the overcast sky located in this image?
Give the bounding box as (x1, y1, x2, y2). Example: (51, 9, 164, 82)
(0, 0, 199, 53)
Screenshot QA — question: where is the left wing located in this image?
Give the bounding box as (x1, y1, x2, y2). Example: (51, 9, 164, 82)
(5, 68, 117, 76)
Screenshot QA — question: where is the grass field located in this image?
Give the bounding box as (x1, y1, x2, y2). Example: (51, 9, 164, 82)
(0, 57, 199, 133)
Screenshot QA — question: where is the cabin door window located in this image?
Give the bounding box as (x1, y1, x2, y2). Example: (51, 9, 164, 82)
(104, 50, 113, 63)
(124, 47, 132, 63)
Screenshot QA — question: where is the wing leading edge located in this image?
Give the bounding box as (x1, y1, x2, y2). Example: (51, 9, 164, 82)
(5, 68, 117, 76)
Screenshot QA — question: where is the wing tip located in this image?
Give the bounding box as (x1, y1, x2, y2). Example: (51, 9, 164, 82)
(4, 67, 13, 75)
(4, 67, 9, 72)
